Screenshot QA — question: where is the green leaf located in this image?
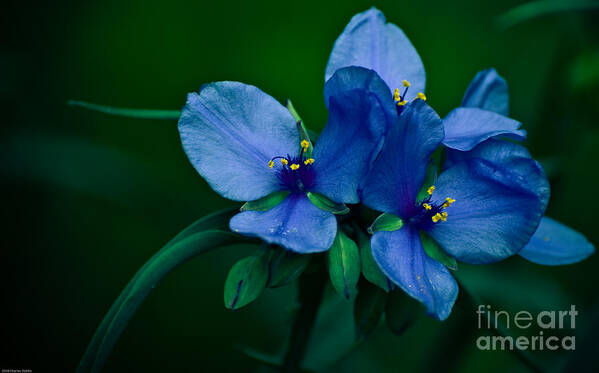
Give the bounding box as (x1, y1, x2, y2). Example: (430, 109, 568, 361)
(356, 230, 391, 292)
(68, 100, 181, 120)
(420, 231, 458, 270)
(416, 158, 439, 202)
(367, 213, 404, 234)
(328, 231, 360, 300)
(385, 289, 422, 336)
(267, 249, 311, 288)
(497, 0, 599, 29)
(286, 99, 313, 156)
(240, 191, 290, 212)
(224, 252, 270, 310)
(306, 192, 349, 215)
(354, 282, 388, 341)
(76, 212, 258, 373)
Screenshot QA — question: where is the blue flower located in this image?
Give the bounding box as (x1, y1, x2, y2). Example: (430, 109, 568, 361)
(447, 68, 595, 265)
(360, 100, 550, 320)
(178, 67, 392, 253)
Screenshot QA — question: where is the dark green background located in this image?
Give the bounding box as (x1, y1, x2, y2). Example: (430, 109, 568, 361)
(2, 0, 598, 372)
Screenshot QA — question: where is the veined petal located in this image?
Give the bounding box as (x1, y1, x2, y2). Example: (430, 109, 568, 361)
(428, 159, 549, 264)
(178, 82, 299, 202)
(445, 138, 531, 169)
(323, 66, 395, 118)
(462, 68, 509, 116)
(325, 7, 425, 100)
(371, 227, 458, 320)
(362, 100, 444, 217)
(312, 71, 390, 204)
(442, 107, 526, 151)
(229, 194, 336, 253)
(519, 217, 595, 265)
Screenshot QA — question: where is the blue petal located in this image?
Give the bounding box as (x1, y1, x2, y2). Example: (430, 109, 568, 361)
(371, 227, 458, 320)
(229, 194, 336, 253)
(428, 158, 549, 264)
(442, 107, 526, 151)
(462, 68, 509, 116)
(325, 7, 425, 100)
(323, 66, 395, 118)
(519, 217, 595, 265)
(312, 69, 391, 203)
(362, 100, 444, 217)
(445, 138, 531, 169)
(178, 82, 299, 202)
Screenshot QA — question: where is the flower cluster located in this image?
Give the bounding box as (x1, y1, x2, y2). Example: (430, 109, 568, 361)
(178, 8, 594, 320)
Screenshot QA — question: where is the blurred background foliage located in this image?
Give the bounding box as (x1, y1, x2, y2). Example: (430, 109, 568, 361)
(2, 0, 599, 372)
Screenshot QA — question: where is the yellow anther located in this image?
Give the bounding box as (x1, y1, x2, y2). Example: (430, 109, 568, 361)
(427, 185, 435, 195)
(281, 159, 288, 165)
(393, 88, 401, 102)
(301, 140, 310, 149)
(441, 212, 448, 222)
(445, 197, 455, 205)
(268, 160, 274, 169)
(432, 213, 442, 223)
(402, 79, 411, 87)
(290, 163, 300, 170)
(304, 158, 314, 165)
(397, 100, 408, 106)
(416, 92, 427, 101)
(423, 203, 432, 210)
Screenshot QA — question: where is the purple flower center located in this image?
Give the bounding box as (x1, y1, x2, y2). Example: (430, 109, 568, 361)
(408, 185, 455, 230)
(268, 140, 316, 194)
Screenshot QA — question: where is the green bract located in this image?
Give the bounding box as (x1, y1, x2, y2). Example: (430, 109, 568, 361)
(367, 213, 404, 234)
(328, 231, 360, 299)
(224, 252, 270, 310)
(306, 191, 350, 215)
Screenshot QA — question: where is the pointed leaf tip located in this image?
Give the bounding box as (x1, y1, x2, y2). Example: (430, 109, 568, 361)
(328, 231, 360, 300)
(307, 192, 349, 215)
(240, 191, 290, 212)
(224, 253, 269, 310)
(367, 213, 404, 234)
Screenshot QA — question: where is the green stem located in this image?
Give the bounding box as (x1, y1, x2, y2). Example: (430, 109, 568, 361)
(281, 268, 327, 373)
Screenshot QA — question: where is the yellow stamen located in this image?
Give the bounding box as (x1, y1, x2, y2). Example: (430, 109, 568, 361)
(268, 160, 274, 169)
(402, 79, 411, 87)
(281, 159, 288, 165)
(441, 212, 448, 222)
(304, 158, 314, 165)
(432, 213, 442, 223)
(445, 197, 455, 205)
(290, 163, 300, 170)
(393, 88, 401, 102)
(416, 92, 427, 101)
(423, 203, 432, 210)
(427, 185, 435, 195)
(397, 100, 408, 106)
(301, 140, 310, 150)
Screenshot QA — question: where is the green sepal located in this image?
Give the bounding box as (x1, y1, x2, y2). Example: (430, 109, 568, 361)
(240, 191, 290, 212)
(224, 252, 269, 310)
(385, 289, 422, 336)
(354, 282, 388, 341)
(328, 231, 361, 300)
(285, 99, 313, 157)
(367, 213, 404, 234)
(416, 157, 439, 202)
(267, 249, 311, 288)
(357, 230, 392, 292)
(420, 231, 458, 270)
(306, 192, 349, 215)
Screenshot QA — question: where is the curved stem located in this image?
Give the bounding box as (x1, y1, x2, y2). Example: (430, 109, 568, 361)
(282, 268, 327, 373)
